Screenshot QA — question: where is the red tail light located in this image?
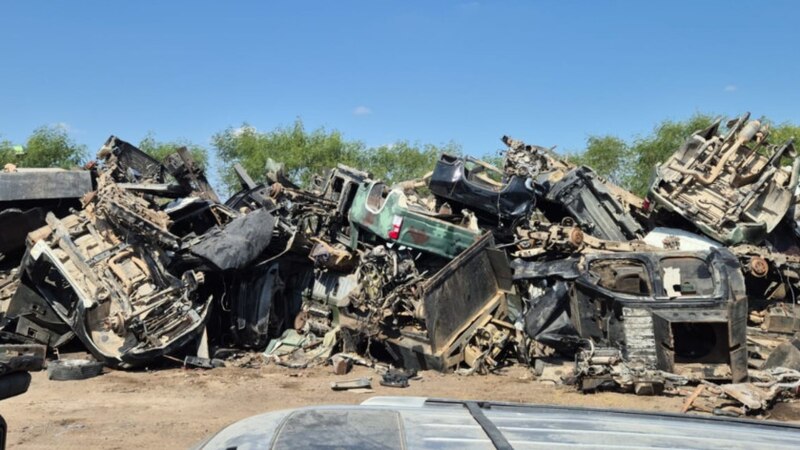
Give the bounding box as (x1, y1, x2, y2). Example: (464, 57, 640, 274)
(388, 215, 403, 240)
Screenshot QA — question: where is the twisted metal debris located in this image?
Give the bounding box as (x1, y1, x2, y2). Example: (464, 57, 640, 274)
(2, 113, 800, 417)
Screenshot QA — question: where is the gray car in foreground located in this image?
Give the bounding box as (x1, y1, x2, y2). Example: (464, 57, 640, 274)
(194, 396, 800, 449)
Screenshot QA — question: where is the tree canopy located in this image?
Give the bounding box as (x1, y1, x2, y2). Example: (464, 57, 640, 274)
(1, 125, 86, 169)
(212, 119, 460, 192)
(4, 114, 800, 198)
(568, 135, 631, 187)
(138, 133, 209, 168)
(213, 120, 363, 190)
(566, 113, 800, 196)
(355, 140, 461, 184)
(624, 114, 715, 195)
(762, 122, 800, 153)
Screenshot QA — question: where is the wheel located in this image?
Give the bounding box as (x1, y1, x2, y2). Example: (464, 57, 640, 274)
(0, 372, 31, 400)
(0, 413, 6, 450)
(46, 360, 104, 381)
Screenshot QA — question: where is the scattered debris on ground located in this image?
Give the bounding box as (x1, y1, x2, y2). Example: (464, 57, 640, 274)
(2, 113, 800, 420)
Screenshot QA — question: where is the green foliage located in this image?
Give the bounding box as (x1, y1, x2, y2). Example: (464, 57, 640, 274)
(569, 135, 631, 186)
(5, 114, 797, 201)
(358, 141, 461, 183)
(477, 152, 504, 170)
(766, 123, 800, 150)
(568, 113, 717, 196)
(213, 119, 364, 190)
(213, 119, 460, 192)
(0, 138, 16, 166)
(138, 133, 209, 168)
(624, 113, 715, 195)
(1, 126, 86, 169)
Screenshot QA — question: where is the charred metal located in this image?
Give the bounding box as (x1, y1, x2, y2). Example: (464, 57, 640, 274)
(2, 116, 800, 417)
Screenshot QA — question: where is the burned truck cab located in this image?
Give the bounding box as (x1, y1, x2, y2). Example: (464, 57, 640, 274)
(572, 249, 748, 382)
(513, 245, 748, 389)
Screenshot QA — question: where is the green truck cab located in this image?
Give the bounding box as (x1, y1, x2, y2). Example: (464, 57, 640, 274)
(347, 181, 481, 259)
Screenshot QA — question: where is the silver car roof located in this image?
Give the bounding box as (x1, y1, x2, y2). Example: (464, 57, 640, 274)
(197, 396, 800, 450)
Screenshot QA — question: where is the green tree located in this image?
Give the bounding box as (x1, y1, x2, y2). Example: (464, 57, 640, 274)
(477, 151, 504, 170)
(1, 126, 87, 169)
(566, 113, 800, 196)
(766, 123, 800, 150)
(624, 113, 715, 195)
(566, 114, 716, 195)
(568, 135, 631, 186)
(138, 133, 209, 168)
(0, 137, 17, 166)
(213, 119, 364, 190)
(358, 141, 461, 184)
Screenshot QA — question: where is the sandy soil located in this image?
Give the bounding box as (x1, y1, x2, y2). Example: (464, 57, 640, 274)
(3, 364, 799, 449)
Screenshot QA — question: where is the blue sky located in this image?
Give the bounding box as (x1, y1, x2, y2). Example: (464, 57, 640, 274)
(2, 1, 799, 168)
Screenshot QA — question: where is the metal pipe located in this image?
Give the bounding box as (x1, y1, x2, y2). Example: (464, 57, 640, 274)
(673, 120, 761, 186)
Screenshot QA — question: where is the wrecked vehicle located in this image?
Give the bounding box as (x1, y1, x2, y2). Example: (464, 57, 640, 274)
(3, 121, 800, 417)
(0, 164, 96, 316)
(295, 233, 514, 372)
(514, 247, 748, 392)
(1, 137, 275, 367)
(539, 166, 645, 241)
(649, 112, 799, 245)
(428, 154, 536, 226)
(0, 167, 94, 271)
(11, 182, 209, 366)
(501, 134, 552, 178)
(351, 233, 513, 372)
(220, 262, 287, 350)
(348, 180, 482, 259)
(1, 344, 44, 449)
(729, 244, 800, 335)
(500, 135, 645, 241)
(12, 211, 210, 367)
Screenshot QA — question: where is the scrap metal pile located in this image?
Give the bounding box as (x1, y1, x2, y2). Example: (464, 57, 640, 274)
(3, 112, 800, 416)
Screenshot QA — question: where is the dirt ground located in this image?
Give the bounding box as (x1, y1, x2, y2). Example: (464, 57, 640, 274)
(3, 363, 800, 449)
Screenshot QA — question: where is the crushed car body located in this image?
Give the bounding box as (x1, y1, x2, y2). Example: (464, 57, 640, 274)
(2, 120, 800, 417)
(342, 233, 513, 372)
(500, 135, 645, 241)
(2, 137, 274, 367)
(540, 166, 645, 241)
(649, 112, 799, 245)
(428, 153, 536, 225)
(512, 229, 749, 391)
(348, 180, 482, 259)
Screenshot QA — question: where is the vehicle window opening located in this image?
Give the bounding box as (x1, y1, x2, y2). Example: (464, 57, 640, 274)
(366, 183, 386, 210)
(589, 259, 651, 295)
(660, 257, 714, 297)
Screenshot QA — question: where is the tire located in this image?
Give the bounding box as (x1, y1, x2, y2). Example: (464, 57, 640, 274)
(0, 414, 6, 450)
(47, 360, 104, 381)
(0, 372, 31, 400)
